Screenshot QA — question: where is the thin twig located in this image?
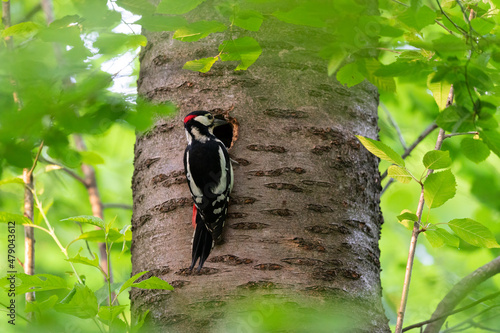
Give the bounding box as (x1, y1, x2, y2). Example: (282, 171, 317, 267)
(23, 141, 43, 309)
(381, 123, 438, 181)
(441, 304, 500, 333)
(74, 135, 114, 287)
(38, 157, 87, 186)
(403, 291, 500, 331)
(423, 256, 500, 332)
(102, 203, 133, 210)
(444, 131, 478, 139)
(395, 86, 454, 333)
(382, 103, 408, 150)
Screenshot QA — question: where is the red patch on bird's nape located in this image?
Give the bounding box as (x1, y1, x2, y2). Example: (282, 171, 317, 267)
(192, 204, 197, 228)
(184, 114, 197, 124)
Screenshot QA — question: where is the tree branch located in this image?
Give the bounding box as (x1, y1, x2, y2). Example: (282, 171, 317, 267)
(74, 135, 114, 286)
(38, 157, 87, 186)
(444, 131, 478, 139)
(403, 291, 500, 331)
(423, 256, 500, 332)
(102, 203, 133, 210)
(395, 86, 453, 333)
(381, 123, 438, 182)
(381, 103, 407, 150)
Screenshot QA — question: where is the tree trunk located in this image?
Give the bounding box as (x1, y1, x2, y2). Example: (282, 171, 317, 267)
(131, 8, 389, 332)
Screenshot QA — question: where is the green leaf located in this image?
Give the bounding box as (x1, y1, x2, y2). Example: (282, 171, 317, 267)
(355, 136, 404, 166)
(68, 229, 124, 247)
(461, 138, 490, 163)
(388, 165, 413, 184)
(448, 218, 500, 248)
(470, 17, 495, 35)
(424, 169, 457, 208)
(118, 271, 149, 296)
(436, 106, 474, 132)
(397, 210, 418, 230)
(233, 10, 264, 31)
(327, 50, 346, 76)
(480, 130, 500, 158)
(132, 276, 173, 290)
(0, 177, 24, 186)
(432, 35, 468, 56)
(273, 4, 329, 28)
(98, 305, 127, 321)
(66, 253, 101, 270)
(55, 283, 98, 319)
(183, 57, 218, 73)
(173, 20, 226, 42)
(424, 226, 459, 248)
(1, 22, 41, 39)
(94, 33, 147, 54)
(25, 295, 59, 314)
(156, 0, 205, 15)
(80, 151, 104, 165)
(0, 212, 32, 225)
(219, 37, 262, 70)
(136, 15, 187, 32)
(337, 63, 365, 87)
(427, 73, 452, 111)
(422, 150, 452, 170)
(116, 0, 156, 15)
(0, 273, 68, 295)
(61, 215, 105, 229)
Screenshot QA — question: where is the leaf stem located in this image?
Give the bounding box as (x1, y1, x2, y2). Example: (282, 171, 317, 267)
(31, 188, 83, 284)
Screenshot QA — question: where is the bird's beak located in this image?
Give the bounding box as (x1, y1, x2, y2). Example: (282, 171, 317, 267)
(214, 118, 229, 127)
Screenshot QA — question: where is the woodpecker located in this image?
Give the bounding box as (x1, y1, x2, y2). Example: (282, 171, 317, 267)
(183, 111, 233, 272)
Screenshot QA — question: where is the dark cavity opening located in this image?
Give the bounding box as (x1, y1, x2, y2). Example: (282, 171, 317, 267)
(214, 114, 238, 149)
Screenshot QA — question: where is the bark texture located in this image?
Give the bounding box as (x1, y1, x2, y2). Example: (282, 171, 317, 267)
(131, 7, 388, 332)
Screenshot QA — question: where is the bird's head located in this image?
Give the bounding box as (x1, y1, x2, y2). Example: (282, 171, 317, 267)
(184, 111, 227, 143)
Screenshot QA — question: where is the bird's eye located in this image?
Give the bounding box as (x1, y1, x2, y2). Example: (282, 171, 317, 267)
(207, 114, 213, 120)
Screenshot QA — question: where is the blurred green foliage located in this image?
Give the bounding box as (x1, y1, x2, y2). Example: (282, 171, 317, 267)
(0, 0, 499, 332)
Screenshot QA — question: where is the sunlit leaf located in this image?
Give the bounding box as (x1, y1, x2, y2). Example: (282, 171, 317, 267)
(173, 21, 226, 42)
(66, 253, 101, 271)
(424, 169, 456, 208)
(0, 273, 68, 295)
(183, 57, 218, 73)
(219, 37, 262, 70)
(388, 165, 413, 184)
(118, 271, 149, 295)
(54, 283, 98, 319)
(61, 215, 104, 229)
(98, 305, 127, 321)
(0, 177, 24, 187)
(448, 218, 500, 248)
(25, 295, 59, 314)
(424, 226, 459, 248)
(427, 73, 452, 111)
(0, 212, 32, 225)
(132, 276, 173, 290)
(397, 210, 418, 230)
(422, 150, 452, 170)
(355, 136, 404, 166)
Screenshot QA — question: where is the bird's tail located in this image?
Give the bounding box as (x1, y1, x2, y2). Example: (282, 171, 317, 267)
(190, 212, 213, 272)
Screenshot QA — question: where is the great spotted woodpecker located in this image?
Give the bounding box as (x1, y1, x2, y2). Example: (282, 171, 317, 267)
(183, 111, 233, 271)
